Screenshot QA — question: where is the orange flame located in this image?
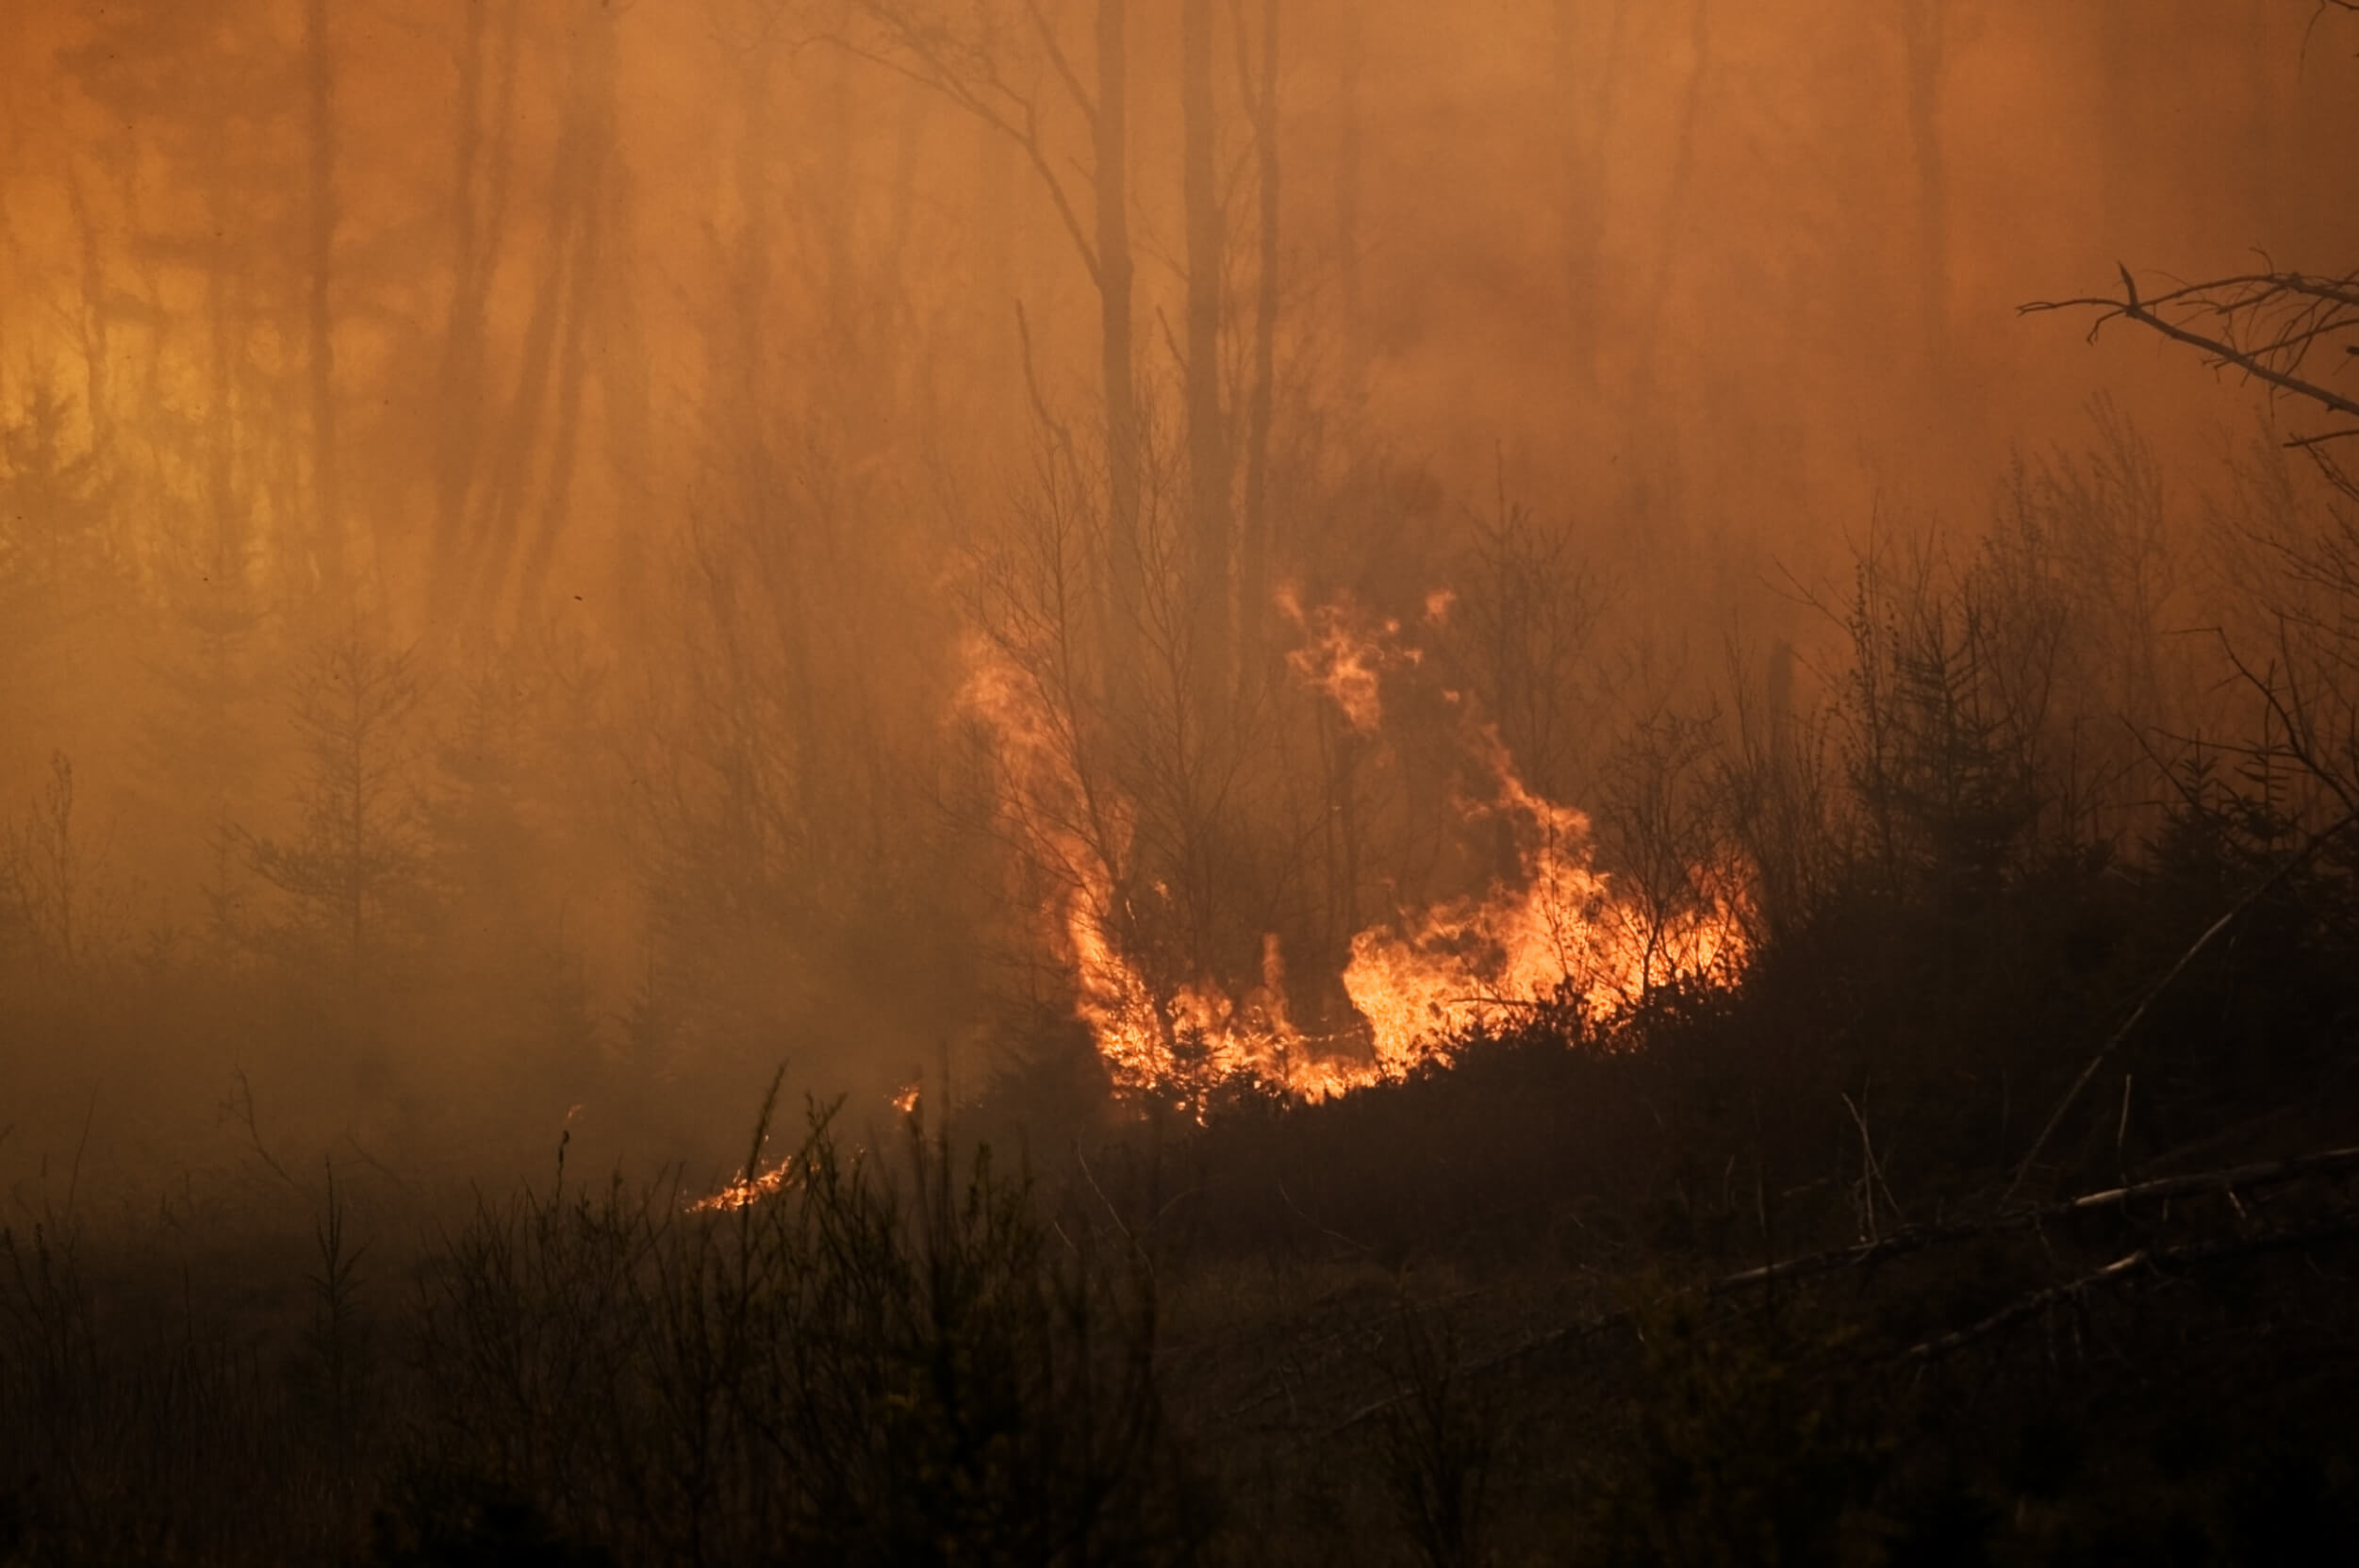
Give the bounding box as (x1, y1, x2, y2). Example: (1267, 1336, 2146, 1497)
(691, 1156, 795, 1213)
(1344, 723, 1749, 1074)
(1278, 586, 1420, 735)
(960, 598, 1753, 1109)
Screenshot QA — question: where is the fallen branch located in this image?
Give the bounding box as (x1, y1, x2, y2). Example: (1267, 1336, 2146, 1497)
(1324, 1147, 2359, 1433)
(1906, 1214, 2359, 1361)
(1723, 1143, 2359, 1295)
(1905, 1249, 2149, 1362)
(2004, 809, 2358, 1205)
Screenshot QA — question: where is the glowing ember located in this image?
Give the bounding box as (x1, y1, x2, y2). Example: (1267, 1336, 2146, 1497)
(893, 1082, 921, 1115)
(691, 1157, 795, 1213)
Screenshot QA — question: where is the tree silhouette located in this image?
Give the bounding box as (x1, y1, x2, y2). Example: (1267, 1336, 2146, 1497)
(243, 636, 429, 1001)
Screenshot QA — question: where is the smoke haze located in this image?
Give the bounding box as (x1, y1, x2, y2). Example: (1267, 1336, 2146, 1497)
(2, 0, 2354, 1181)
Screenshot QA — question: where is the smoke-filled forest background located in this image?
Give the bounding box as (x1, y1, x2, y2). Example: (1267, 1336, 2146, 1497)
(2, 0, 2352, 1170)
(5, 1, 2359, 1560)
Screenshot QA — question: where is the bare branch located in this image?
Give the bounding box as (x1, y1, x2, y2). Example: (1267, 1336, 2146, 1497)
(2024, 267, 2359, 499)
(831, 8, 1103, 286)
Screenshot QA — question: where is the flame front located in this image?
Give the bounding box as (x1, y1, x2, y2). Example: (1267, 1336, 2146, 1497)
(962, 597, 1753, 1109)
(1344, 723, 1749, 1074)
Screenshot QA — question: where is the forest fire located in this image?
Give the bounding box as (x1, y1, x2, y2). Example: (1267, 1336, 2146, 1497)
(959, 633, 1357, 1100)
(689, 1156, 797, 1213)
(10, 2, 2357, 1552)
(963, 598, 1754, 1105)
(1343, 719, 1752, 1074)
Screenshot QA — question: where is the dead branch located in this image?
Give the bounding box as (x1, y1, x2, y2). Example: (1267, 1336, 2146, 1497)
(2064, 1144, 2359, 1213)
(1723, 1142, 2359, 1295)
(1906, 1248, 2151, 1362)
(1326, 1146, 2359, 1432)
(2003, 807, 2359, 1205)
(1905, 1213, 2359, 1361)
(2023, 266, 2359, 497)
(832, 7, 1104, 288)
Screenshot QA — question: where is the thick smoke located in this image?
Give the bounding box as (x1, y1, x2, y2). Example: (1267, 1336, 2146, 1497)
(0, 0, 2353, 1184)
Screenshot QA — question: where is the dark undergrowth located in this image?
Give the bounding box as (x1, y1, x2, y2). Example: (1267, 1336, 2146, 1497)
(11, 453, 2359, 1563)
(7, 771, 2357, 1566)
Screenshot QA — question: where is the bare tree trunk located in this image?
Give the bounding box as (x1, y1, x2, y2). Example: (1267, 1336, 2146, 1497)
(817, 42, 861, 397)
(1097, 0, 1145, 683)
(429, 0, 517, 623)
(721, 8, 819, 799)
(728, 31, 770, 419)
(1637, 0, 1710, 406)
(206, 136, 242, 587)
(2238, 3, 2278, 246)
(850, 0, 1142, 686)
(1553, 0, 1631, 391)
(591, 137, 654, 640)
(305, 0, 343, 602)
(464, 140, 578, 619)
(1238, 0, 1280, 678)
(64, 165, 111, 462)
(462, 0, 619, 624)
(2094, 0, 2136, 251)
(1334, 0, 1363, 376)
(514, 5, 619, 614)
(1181, 0, 1230, 700)
(1899, 0, 1950, 377)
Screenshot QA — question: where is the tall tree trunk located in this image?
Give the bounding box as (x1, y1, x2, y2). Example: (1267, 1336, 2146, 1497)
(463, 132, 578, 621)
(2239, 3, 2277, 249)
(591, 137, 654, 639)
(429, 0, 517, 624)
(1899, 0, 1950, 378)
(64, 165, 111, 463)
(1238, 0, 1280, 678)
(1553, 0, 1631, 391)
(1334, 0, 1362, 376)
(1097, 0, 1144, 683)
(720, 12, 819, 808)
(206, 137, 242, 586)
(305, 0, 343, 603)
(817, 43, 861, 403)
(2094, 0, 2136, 252)
(513, 4, 619, 615)
(1637, 0, 1709, 407)
(1181, 0, 1229, 700)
